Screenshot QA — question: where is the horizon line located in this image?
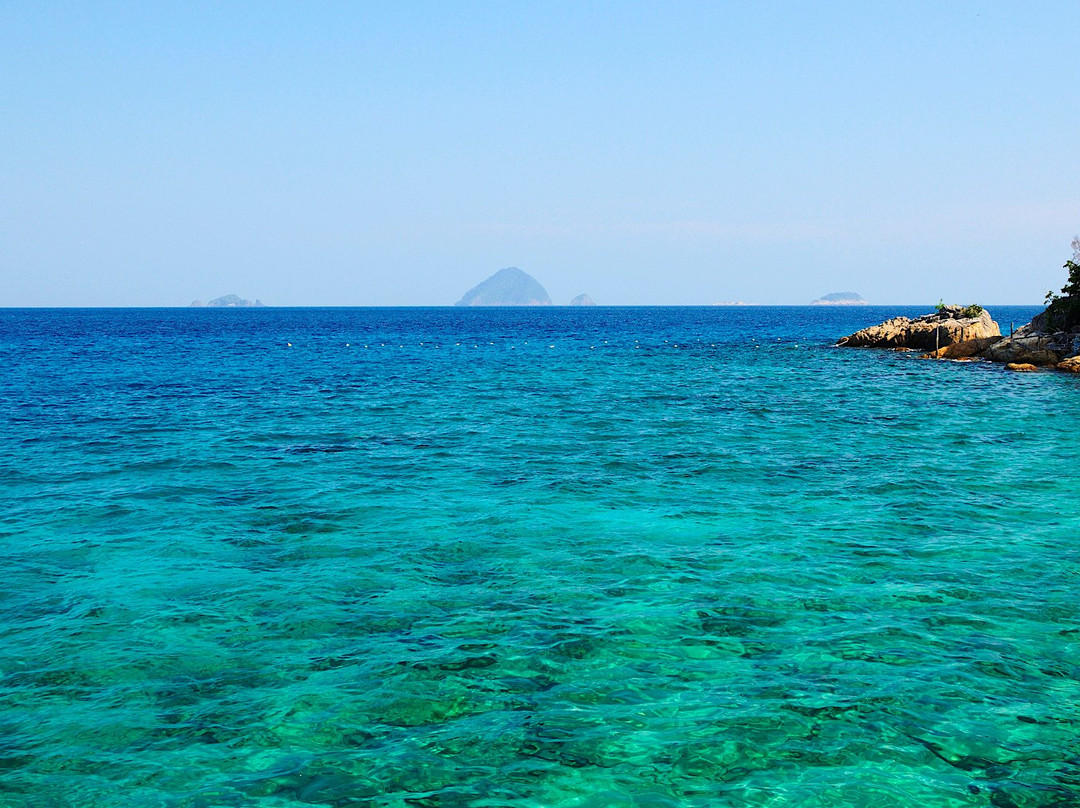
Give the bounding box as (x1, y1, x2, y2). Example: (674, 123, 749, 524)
(0, 302, 1048, 310)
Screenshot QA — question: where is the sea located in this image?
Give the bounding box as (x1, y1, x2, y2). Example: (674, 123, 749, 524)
(2, 304, 1079, 808)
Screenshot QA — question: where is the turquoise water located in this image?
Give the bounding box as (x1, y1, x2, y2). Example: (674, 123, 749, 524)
(3, 305, 1079, 808)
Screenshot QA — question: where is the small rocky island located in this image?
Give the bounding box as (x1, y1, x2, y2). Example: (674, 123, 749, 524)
(813, 292, 867, 306)
(569, 294, 596, 306)
(455, 267, 552, 307)
(190, 294, 266, 308)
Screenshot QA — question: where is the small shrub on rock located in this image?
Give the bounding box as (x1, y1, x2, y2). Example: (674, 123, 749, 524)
(1042, 237, 1080, 332)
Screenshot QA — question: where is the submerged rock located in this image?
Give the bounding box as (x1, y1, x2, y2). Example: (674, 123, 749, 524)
(837, 306, 1000, 350)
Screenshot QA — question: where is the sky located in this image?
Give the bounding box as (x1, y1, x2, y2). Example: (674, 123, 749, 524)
(2, 1, 1079, 306)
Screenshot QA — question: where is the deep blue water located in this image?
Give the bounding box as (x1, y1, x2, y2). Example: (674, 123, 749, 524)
(3, 305, 1080, 808)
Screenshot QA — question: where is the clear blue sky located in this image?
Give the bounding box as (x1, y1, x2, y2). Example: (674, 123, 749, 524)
(2, 2, 1078, 306)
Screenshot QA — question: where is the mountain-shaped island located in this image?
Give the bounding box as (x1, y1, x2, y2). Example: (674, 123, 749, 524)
(811, 292, 867, 306)
(190, 294, 266, 308)
(569, 294, 596, 306)
(455, 267, 552, 306)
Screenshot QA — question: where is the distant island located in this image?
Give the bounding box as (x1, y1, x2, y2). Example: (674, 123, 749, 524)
(190, 294, 266, 308)
(569, 294, 596, 306)
(811, 292, 867, 306)
(455, 267, 552, 306)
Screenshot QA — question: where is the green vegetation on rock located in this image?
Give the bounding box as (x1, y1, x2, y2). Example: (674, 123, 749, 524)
(960, 304, 984, 319)
(1042, 236, 1080, 331)
(933, 300, 983, 319)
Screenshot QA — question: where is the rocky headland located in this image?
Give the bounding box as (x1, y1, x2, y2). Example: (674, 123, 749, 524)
(838, 305, 1080, 372)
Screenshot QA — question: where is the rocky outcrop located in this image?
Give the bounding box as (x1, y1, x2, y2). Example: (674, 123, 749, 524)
(837, 306, 1000, 350)
(921, 337, 1001, 359)
(569, 294, 596, 306)
(455, 267, 552, 306)
(839, 297, 1080, 373)
(981, 326, 1080, 366)
(839, 302, 1080, 373)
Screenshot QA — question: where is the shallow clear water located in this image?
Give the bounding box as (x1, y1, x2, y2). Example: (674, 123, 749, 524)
(2, 305, 1079, 808)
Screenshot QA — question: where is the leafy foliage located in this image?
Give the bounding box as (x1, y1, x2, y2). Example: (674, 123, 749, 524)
(960, 304, 984, 319)
(934, 300, 983, 319)
(1042, 236, 1080, 331)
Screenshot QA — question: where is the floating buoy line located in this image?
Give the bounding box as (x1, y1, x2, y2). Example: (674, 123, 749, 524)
(278, 337, 768, 349)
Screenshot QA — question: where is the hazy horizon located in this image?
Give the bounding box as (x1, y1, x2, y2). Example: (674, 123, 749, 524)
(3, 3, 1078, 307)
(0, 300, 1050, 309)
